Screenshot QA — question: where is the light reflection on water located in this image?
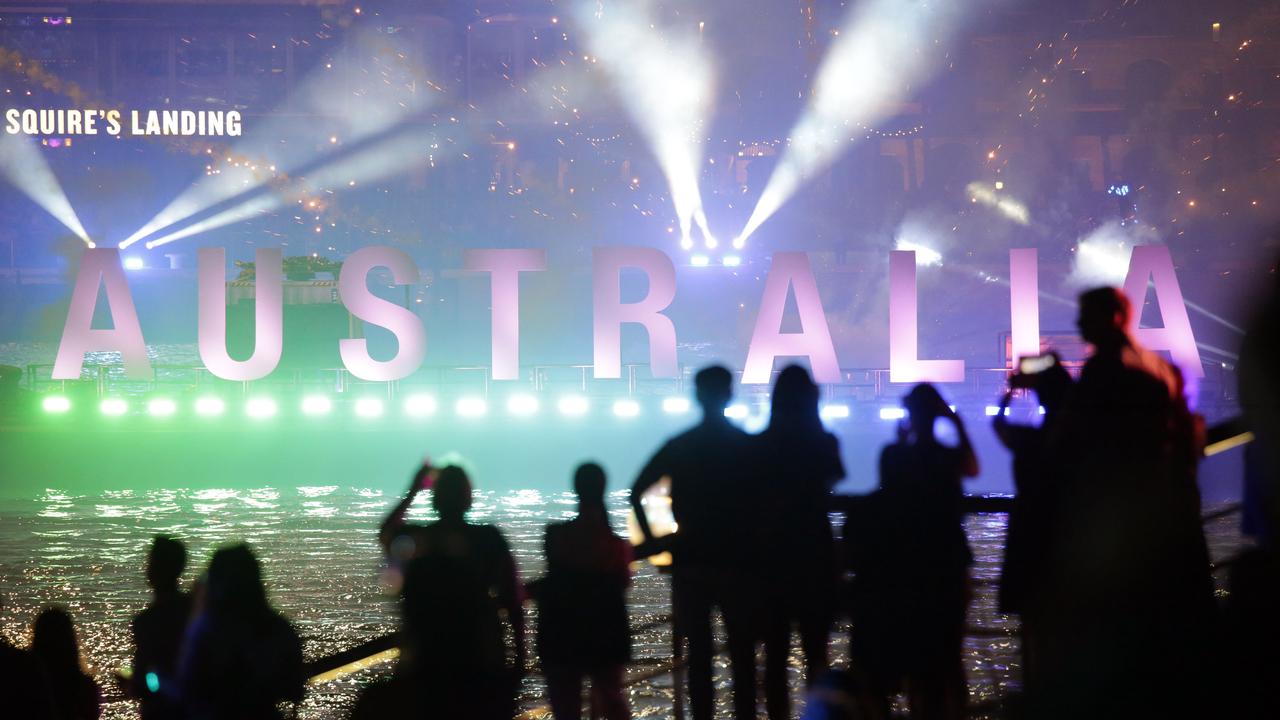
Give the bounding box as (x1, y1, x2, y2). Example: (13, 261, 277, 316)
(0, 488, 1243, 720)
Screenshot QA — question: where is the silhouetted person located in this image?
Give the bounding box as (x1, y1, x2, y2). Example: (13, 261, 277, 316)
(849, 384, 977, 720)
(0, 594, 53, 719)
(31, 606, 101, 720)
(350, 554, 510, 720)
(631, 365, 758, 720)
(178, 543, 304, 720)
(1036, 287, 1213, 719)
(534, 462, 632, 720)
(380, 462, 525, 712)
(0, 364, 33, 420)
(128, 536, 192, 720)
(991, 356, 1072, 690)
(756, 365, 845, 719)
(1227, 251, 1280, 717)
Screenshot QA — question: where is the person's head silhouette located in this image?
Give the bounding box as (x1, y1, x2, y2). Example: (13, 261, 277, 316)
(694, 365, 733, 417)
(1036, 360, 1073, 415)
(574, 462, 607, 510)
(432, 465, 473, 521)
(1078, 287, 1132, 351)
(769, 364, 821, 431)
(31, 606, 83, 675)
(903, 383, 948, 439)
(204, 543, 268, 620)
(146, 535, 186, 593)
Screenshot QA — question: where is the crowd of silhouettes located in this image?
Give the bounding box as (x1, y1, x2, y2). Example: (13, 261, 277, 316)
(3, 278, 1279, 719)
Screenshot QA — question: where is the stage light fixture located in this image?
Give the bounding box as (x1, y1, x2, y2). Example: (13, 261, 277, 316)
(819, 404, 851, 421)
(661, 397, 691, 414)
(985, 406, 1010, 417)
(612, 399, 641, 418)
(42, 396, 71, 414)
(100, 398, 128, 416)
(724, 403, 749, 420)
(879, 407, 906, 420)
(455, 396, 488, 418)
(354, 397, 384, 418)
(506, 394, 539, 417)
(690, 255, 710, 267)
(301, 395, 332, 416)
(722, 255, 741, 267)
(123, 257, 145, 271)
(147, 398, 177, 417)
(194, 396, 226, 417)
(558, 396, 589, 417)
(403, 394, 438, 418)
(245, 397, 278, 419)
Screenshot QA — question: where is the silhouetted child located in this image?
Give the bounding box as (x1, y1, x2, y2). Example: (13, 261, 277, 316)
(756, 365, 845, 720)
(380, 462, 525, 713)
(535, 462, 632, 720)
(177, 543, 304, 720)
(850, 383, 977, 720)
(1, 594, 53, 719)
(350, 554, 511, 720)
(631, 365, 759, 720)
(128, 535, 192, 720)
(31, 606, 101, 720)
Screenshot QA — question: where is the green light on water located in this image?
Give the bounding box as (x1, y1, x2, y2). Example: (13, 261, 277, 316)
(147, 398, 177, 417)
(100, 398, 128, 416)
(245, 397, 277, 419)
(42, 396, 71, 414)
(194, 396, 225, 417)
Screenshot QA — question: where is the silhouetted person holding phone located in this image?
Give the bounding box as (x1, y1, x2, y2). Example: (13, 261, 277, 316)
(31, 606, 101, 720)
(2, 594, 53, 719)
(756, 365, 845, 719)
(178, 543, 304, 720)
(849, 384, 977, 720)
(992, 355, 1071, 689)
(380, 462, 525, 713)
(351, 554, 510, 720)
(1036, 287, 1213, 719)
(534, 462, 632, 720)
(128, 535, 192, 720)
(631, 365, 759, 720)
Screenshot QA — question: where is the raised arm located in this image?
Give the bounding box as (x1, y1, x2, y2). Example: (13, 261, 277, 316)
(379, 463, 432, 553)
(629, 444, 670, 542)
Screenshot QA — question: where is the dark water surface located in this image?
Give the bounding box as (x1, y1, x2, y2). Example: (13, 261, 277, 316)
(0, 487, 1244, 719)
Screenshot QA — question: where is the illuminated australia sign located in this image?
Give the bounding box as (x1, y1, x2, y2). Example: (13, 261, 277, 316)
(51, 245, 1204, 385)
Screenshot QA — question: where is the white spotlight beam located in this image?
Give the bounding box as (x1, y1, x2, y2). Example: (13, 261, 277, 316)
(0, 134, 92, 245)
(738, 0, 972, 244)
(575, 1, 714, 247)
(144, 128, 436, 250)
(120, 28, 435, 249)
